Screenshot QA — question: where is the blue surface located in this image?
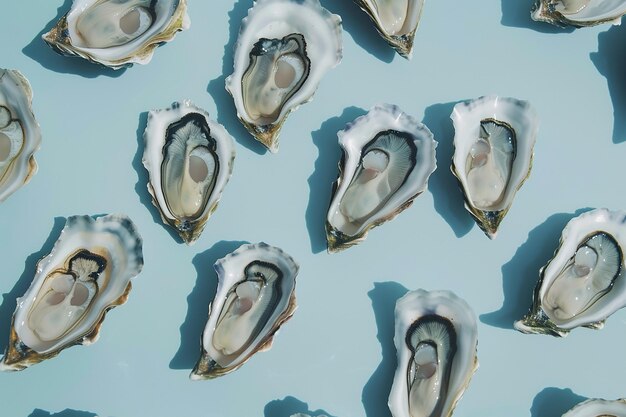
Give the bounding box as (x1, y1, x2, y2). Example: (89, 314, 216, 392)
(1, 1, 626, 416)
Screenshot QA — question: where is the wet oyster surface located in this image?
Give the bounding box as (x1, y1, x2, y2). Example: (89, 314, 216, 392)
(532, 0, 626, 26)
(562, 398, 626, 417)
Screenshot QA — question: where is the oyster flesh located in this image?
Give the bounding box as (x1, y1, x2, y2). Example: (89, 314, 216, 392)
(0, 214, 143, 371)
(0, 69, 41, 203)
(516, 208, 626, 337)
(142, 100, 236, 245)
(326, 104, 437, 253)
(226, 0, 342, 153)
(354, 0, 425, 58)
(532, 0, 626, 27)
(191, 242, 298, 379)
(389, 289, 478, 417)
(562, 398, 626, 417)
(43, 0, 190, 69)
(451, 96, 538, 238)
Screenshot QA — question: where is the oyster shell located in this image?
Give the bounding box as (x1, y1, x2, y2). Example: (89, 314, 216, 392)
(42, 0, 190, 69)
(325, 104, 437, 253)
(516, 208, 626, 337)
(451, 96, 538, 239)
(191, 242, 298, 380)
(142, 100, 236, 245)
(0, 69, 41, 202)
(562, 398, 626, 417)
(389, 289, 478, 417)
(532, 0, 626, 27)
(354, 0, 425, 58)
(226, 0, 342, 153)
(0, 214, 143, 371)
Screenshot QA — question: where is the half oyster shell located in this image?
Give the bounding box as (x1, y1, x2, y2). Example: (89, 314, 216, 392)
(389, 289, 478, 417)
(42, 0, 190, 69)
(226, 0, 342, 153)
(562, 398, 626, 416)
(451, 96, 538, 239)
(0, 214, 143, 371)
(191, 242, 298, 380)
(0, 69, 41, 202)
(516, 208, 626, 337)
(142, 100, 236, 245)
(532, 0, 626, 27)
(326, 104, 437, 253)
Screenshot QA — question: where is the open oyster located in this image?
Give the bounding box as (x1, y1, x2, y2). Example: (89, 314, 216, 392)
(563, 399, 626, 416)
(354, 0, 425, 58)
(389, 289, 478, 417)
(226, 0, 342, 153)
(516, 208, 626, 337)
(451, 96, 538, 239)
(142, 100, 236, 245)
(191, 242, 298, 380)
(532, 0, 626, 27)
(325, 104, 437, 253)
(0, 69, 41, 202)
(42, 0, 190, 69)
(0, 214, 143, 371)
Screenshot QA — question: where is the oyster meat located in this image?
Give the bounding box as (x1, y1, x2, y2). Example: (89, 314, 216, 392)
(142, 100, 236, 245)
(389, 289, 478, 417)
(532, 0, 626, 27)
(326, 104, 437, 253)
(0, 69, 41, 203)
(191, 242, 298, 380)
(562, 398, 626, 417)
(516, 208, 626, 337)
(43, 0, 190, 69)
(451, 96, 538, 238)
(226, 0, 342, 152)
(0, 214, 143, 371)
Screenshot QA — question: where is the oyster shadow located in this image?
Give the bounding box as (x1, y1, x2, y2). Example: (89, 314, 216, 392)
(422, 102, 475, 238)
(306, 106, 367, 254)
(591, 22, 626, 144)
(480, 208, 592, 329)
(264, 396, 336, 417)
(319, 0, 395, 63)
(0, 217, 66, 354)
(500, 0, 575, 34)
(362, 282, 409, 417)
(530, 387, 588, 417)
(206, 0, 268, 156)
(21, 0, 126, 78)
(169, 240, 248, 370)
(28, 410, 98, 417)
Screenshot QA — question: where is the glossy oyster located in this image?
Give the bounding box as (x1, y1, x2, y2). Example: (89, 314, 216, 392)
(226, 0, 342, 153)
(142, 100, 235, 245)
(451, 96, 538, 239)
(326, 104, 437, 253)
(191, 242, 298, 380)
(563, 398, 626, 417)
(532, 0, 626, 27)
(516, 208, 626, 337)
(42, 0, 190, 69)
(354, 0, 425, 58)
(0, 214, 143, 371)
(0, 69, 41, 202)
(389, 289, 478, 417)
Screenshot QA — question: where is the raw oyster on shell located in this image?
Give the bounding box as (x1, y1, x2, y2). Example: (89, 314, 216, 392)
(326, 104, 437, 253)
(42, 0, 190, 69)
(516, 208, 626, 337)
(226, 0, 342, 152)
(532, 0, 626, 27)
(191, 242, 298, 380)
(0, 214, 143, 371)
(562, 398, 626, 417)
(142, 100, 236, 245)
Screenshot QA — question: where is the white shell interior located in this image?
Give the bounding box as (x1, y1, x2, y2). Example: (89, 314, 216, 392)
(359, 0, 425, 37)
(534, 0, 626, 24)
(562, 398, 626, 417)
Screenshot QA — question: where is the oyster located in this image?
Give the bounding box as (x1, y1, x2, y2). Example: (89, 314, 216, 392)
(532, 0, 626, 27)
(142, 100, 235, 245)
(226, 0, 342, 153)
(0, 69, 41, 202)
(326, 104, 437, 253)
(451, 96, 538, 239)
(389, 289, 478, 417)
(354, 0, 425, 58)
(516, 208, 626, 337)
(0, 214, 143, 371)
(191, 242, 298, 380)
(563, 399, 626, 417)
(42, 0, 190, 69)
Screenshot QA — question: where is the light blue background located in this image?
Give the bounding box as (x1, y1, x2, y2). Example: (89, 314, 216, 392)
(1, 1, 626, 416)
